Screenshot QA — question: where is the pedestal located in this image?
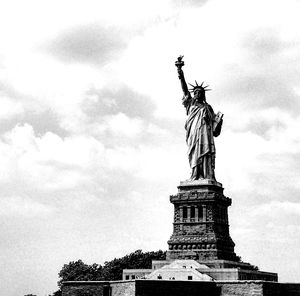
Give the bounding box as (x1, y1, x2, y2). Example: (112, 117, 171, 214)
(166, 179, 278, 281)
(167, 179, 238, 261)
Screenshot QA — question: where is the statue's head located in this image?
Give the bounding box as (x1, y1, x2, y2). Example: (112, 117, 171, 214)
(193, 88, 206, 103)
(189, 81, 211, 103)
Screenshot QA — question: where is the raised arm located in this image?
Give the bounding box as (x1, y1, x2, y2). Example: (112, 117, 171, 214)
(175, 56, 189, 96)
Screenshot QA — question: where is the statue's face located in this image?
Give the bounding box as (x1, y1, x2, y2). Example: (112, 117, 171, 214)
(194, 89, 205, 102)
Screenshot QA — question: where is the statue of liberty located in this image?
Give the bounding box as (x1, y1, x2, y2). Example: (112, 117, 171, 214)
(175, 56, 223, 181)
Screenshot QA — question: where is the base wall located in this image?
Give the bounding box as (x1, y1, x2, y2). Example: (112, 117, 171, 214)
(62, 281, 109, 296)
(62, 280, 300, 296)
(110, 281, 135, 296)
(198, 268, 278, 281)
(135, 280, 218, 296)
(217, 282, 263, 296)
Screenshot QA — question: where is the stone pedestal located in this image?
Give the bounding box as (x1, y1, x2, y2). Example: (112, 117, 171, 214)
(167, 179, 238, 261)
(166, 179, 278, 282)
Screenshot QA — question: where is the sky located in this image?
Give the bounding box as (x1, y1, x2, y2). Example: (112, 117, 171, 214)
(1, 0, 300, 295)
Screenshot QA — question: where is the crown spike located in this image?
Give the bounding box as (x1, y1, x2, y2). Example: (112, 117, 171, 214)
(195, 80, 198, 86)
(188, 83, 195, 88)
(200, 81, 204, 87)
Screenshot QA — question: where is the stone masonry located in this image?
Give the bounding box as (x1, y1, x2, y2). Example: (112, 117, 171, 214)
(167, 179, 237, 261)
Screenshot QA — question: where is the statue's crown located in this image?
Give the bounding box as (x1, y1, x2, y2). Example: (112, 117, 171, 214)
(188, 80, 211, 93)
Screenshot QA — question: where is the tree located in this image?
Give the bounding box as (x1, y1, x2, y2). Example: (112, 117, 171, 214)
(52, 290, 62, 296)
(58, 259, 103, 287)
(57, 249, 166, 285)
(102, 249, 166, 280)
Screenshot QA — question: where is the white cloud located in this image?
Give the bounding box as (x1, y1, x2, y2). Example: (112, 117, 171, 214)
(105, 113, 144, 137)
(0, 121, 181, 198)
(0, 124, 106, 191)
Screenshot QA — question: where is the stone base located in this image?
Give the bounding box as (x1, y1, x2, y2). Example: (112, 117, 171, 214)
(166, 249, 238, 262)
(62, 280, 300, 296)
(197, 259, 257, 270)
(167, 179, 238, 262)
(198, 267, 278, 281)
(152, 259, 260, 271)
(166, 179, 278, 284)
(152, 259, 278, 282)
(179, 179, 223, 188)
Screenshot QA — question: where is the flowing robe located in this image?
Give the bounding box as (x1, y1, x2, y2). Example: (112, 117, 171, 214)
(183, 94, 216, 179)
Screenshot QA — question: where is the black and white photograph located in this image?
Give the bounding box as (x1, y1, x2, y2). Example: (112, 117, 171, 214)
(1, 0, 300, 295)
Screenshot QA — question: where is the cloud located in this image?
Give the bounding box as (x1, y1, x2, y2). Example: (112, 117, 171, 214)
(0, 124, 105, 193)
(243, 28, 289, 58)
(0, 122, 181, 205)
(44, 23, 127, 66)
(222, 27, 300, 113)
(0, 107, 68, 137)
(224, 67, 300, 112)
(84, 85, 156, 120)
(225, 106, 294, 139)
(242, 117, 285, 139)
(216, 108, 300, 207)
(0, 51, 107, 136)
(105, 113, 144, 137)
(79, 84, 173, 147)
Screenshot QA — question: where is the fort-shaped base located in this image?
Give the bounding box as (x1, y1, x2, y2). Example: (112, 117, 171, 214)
(151, 259, 278, 282)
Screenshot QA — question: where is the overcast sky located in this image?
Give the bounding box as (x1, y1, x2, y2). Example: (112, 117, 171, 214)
(1, 0, 300, 295)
